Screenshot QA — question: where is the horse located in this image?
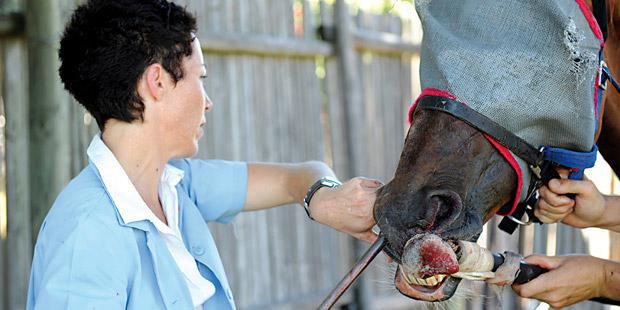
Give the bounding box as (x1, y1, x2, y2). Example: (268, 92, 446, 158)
(373, 0, 620, 302)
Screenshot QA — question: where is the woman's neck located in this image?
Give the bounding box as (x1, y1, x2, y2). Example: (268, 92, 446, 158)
(101, 120, 168, 209)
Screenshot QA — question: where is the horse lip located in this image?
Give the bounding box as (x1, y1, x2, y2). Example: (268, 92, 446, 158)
(394, 265, 460, 301)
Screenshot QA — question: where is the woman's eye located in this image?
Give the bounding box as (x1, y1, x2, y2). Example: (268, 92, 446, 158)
(200, 75, 208, 80)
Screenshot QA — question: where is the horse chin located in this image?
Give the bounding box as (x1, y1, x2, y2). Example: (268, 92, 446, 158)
(394, 266, 461, 302)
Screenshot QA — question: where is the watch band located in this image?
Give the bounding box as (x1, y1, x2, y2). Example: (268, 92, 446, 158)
(302, 177, 342, 220)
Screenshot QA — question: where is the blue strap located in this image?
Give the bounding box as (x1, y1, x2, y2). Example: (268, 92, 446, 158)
(602, 66, 620, 93)
(542, 145, 598, 180)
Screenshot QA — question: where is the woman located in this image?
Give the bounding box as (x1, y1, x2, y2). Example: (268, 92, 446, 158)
(27, 1, 380, 309)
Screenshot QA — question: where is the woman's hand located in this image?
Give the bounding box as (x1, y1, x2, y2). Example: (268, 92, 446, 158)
(512, 255, 607, 308)
(536, 171, 606, 227)
(310, 177, 382, 243)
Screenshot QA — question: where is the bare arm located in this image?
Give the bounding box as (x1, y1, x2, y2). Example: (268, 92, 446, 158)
(243, 161, 382, 243)
(243, 161, 335, 211)
(594, 196, 620, 232)
(602, 259, 620, 302)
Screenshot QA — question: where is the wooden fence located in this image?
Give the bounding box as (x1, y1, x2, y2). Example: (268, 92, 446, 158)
(0, 0, 616, 309)
(188, 1, 416, 308)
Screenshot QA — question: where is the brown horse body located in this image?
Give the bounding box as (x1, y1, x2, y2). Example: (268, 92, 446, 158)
(374, 0, 620, 302)
(599, 1, 620, 175)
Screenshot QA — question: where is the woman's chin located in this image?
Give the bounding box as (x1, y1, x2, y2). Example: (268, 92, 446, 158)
(172, 143, 199, 159)
(188, 143, 199, 157)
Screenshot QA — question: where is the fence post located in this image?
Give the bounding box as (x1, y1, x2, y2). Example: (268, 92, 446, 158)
(4, 39, 30, 310)
(333, 0, 371, 308)
(2, 0, 31, 308)
(26, 0, 69, 241)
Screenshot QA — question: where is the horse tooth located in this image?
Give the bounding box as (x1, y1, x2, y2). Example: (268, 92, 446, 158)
(437, 274, 446, 282)
(408, 275, 417, 285)
(425, 276, 438, 286)
(400, 268, 412, 284)
(402, 269, 422, 286)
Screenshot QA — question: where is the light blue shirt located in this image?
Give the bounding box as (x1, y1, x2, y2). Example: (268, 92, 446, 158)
(27, 158, 248, 309)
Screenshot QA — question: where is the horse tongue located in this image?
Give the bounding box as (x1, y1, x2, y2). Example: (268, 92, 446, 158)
(403, 234, 459, 278)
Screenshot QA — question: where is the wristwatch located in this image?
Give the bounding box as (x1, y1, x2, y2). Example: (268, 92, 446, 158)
(302, 177, 342, 221)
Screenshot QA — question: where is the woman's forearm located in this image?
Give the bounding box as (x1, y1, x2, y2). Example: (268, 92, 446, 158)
(596, 196, 620, 232)
(601, 259, 620, 301)
(243, 161, 336, 212)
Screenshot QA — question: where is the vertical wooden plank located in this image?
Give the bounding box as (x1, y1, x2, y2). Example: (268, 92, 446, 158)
(301, 55, 326, 300)
(253, 1, 273, 306)
(305, 56, 324, 296)
(275, 1, 288, 302)
(260, 51, 278, 305)
(317, 0, 358, 295)
(0, 39, 6, 310)
(359, 12, 376, 302)
(249, 5, 272, 307)
(264, 0, 282, 303)
(319, 0, 331, 27)
(3, 36, 31, 310)
(227, 0, 245, 305)
(333, 1, 372, 308)
(291, 57, 306, 298)
(227, 30, 246, 309)
(1, 2, 29, 310)
(27, 0, 70, 241)
(238, 2, 256, 307)
(364, 14, 382, 302)
(333, 0, 363, 177)
(322, 6, 357, 307)
(303, 0, 314, 39)
(286, 0, 308, 303)
(276, 3, 293, 302)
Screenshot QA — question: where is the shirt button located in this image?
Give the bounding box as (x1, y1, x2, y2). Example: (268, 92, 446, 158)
(192, 246, 205, 256)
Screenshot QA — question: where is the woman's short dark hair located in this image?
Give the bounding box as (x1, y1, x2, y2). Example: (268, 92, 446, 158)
(59, 0, 197, 130)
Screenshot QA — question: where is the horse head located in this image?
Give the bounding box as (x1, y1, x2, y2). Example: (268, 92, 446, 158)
(374, 102, 517, 301)
(373, 0, 609, 301)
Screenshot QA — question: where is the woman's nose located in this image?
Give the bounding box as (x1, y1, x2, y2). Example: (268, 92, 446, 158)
(204, 93, 213, 112)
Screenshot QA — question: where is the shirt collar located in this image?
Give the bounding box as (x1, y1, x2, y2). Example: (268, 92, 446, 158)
(87, 134, 185, 225)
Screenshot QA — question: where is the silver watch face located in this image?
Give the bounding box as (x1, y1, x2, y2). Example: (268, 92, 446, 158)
(319, 177, 342, 187)
(302, 177, 342, 221)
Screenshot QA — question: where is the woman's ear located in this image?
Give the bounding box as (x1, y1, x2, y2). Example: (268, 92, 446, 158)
(138, 63, 166, 102)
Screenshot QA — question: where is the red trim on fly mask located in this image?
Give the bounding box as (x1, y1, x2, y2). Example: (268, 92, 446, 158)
(408, 88, 457, 124)
(575, 0, 605, 46)
(482, 134, 523, 216)
(408, 88, 522, 216)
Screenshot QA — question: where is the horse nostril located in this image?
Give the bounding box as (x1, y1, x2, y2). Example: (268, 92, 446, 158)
(424, 190, 463, 230)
